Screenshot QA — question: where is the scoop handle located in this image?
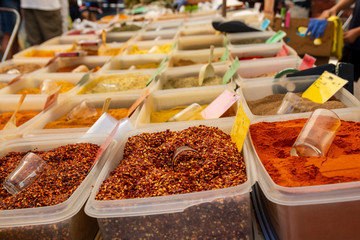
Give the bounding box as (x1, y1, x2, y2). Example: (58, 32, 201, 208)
(209, 45, 215, 64)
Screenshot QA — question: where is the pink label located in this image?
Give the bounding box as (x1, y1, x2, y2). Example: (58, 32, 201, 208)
(285, 12, 291, 28)
(201, 90, 240, 119)
(55, 51, 87, 58)
(299, 54, 316, 70)
(276, 45, 289, 57)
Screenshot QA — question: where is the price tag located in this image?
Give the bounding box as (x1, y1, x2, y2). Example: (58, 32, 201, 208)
(146, 56, 167, 86)
(76, 70, 93, 86)
(201, 90, 240, 119)
(220, 47, 229, 62)
(127, 88, 150, 117)
(299, 54, 316, 70)
(171, 40, 178, 50)
(261, 18, 270, 30)
(275, 45, 289, 57)
(224, 34, 229, 47)
(43, 87, 60, 111)
(78, 39, 102, 47)
(265, 30, 286, 44)
(230, 103, 250, 152)
(132, 6, 146, 14)
(55, 51, 87, 58)
(222, 57, 240, 84)
(302, 71, 348, 104)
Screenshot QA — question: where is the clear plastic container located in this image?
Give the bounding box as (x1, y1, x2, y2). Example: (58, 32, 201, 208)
(135, 29, 177, 42)
(167, 47, 229, 69)
(156, 63, 236, 92)
(177, 35, 225, 50)
(101, 54, 167, 71)
(245, 108, 360, 240)
(0, 133, 115, 239)
(76, 69, 158, 96)
(85, 121, 252, 240)
(229, 43, 299, 62)
(37, 56, 109, 75)
(238, 76, 360, 121)
(24, 94, 141, 136)
(123, 40, 173, 55)
(228, 31, 276, 47)
(235, 57, 300, 84)
(0, 73, 83, 101)
(0, 96, 48, 143)
(136, 86, 238, 128)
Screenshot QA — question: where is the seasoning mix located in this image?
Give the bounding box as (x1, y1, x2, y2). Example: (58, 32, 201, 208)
(0, 110, 40, 130)
(94, 125, 250, 239)
(162, 75, 223, 89)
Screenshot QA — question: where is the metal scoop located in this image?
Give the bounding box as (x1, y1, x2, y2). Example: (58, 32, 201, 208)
(198, 45, 215, 86)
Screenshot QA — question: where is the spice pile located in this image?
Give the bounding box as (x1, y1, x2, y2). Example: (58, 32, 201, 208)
(15, 81, 75, 95)
(162, 75, 223, 89)
(0, 111, 40, 130)
(247, 93, 347, 115)
(0, 143, 99, 210)
(96, 125, 247, 200)
(0, 63, 44, 74)
(250, 119, 360, 187)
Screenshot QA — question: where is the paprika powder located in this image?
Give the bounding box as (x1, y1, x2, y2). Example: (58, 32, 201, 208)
(250, 119, 360, 187)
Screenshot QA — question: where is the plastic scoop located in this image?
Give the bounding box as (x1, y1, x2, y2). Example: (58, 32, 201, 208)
(198, 45, 215, 86)
(3, 93, 26, 130)
(92, 83, 120, 93)
(40, 79, 58, 95)
(167, 103, 203, 122)
(3, 153, 47, 195)
(67, 100, 98, 120)
(101, 97, 111, 114)
(98, 30, 111, 55)
(276, 92, 301, 114)
(72, 64, 89, 73)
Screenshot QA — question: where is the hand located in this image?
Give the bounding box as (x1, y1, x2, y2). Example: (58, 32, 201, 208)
(172, 0, 187, 11)
(306, 18, 328, 39)
(343, 28, 360, 44)
(318, 8, 337, 19)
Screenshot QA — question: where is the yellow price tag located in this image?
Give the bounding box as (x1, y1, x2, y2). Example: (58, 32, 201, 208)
(230, 103, 250, 152)
(302, 71, 348, 103)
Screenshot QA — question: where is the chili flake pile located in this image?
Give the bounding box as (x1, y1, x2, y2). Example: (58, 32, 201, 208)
(96, 125, 247, 200)
(0, 143, 99, 210)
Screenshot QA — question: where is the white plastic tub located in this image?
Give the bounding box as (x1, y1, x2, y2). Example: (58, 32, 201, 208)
(237, 76, 360, 121)
(135, 86, 237, 128)
(245, 108, 360, 240)
(24, 94, 141, 136)
(0, 58, 48, 75)
(101, 54, 167, 71)
(85, 121, 252, 240)
(167, 47, 229, 69)
(135, 29, 177, 42)
(0, 133, 114, 239)
(177, 35, 225, 51)
(123, 40, 173, 55)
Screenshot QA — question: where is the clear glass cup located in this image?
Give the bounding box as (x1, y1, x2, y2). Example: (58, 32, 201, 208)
(40, 79, 58, 94)
(290, 109, 341, 157)
(3, 153, 47, 195)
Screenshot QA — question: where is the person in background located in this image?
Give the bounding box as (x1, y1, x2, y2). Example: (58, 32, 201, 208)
(79, 0, 103, 21)
(21, 0, 63, 46)
(288, 0, 311, 18)
(0, 0, 21, 59)
(319, 0, 360, 81)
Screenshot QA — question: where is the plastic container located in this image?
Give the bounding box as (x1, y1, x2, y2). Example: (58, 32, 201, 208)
(229, 43, 299, 62)
(228, 31, 276, 47)
(144, 19, 182, 32)
(0, 133, 114, 239)
(167, 47, 229, 69)
(235, 57, 300, 84)
(180, 15, 224, 36)
(135, 29, 177, 42)
(237, 76, 360, 121)
(0, 96, 48, 143)
(245, 108, 360, 240)
(37, 56, 110, 77)
(135, 86, 238, 128)
(0, 58, 48, 76)
(76, 69, 158, 96)
(177, 35, 225, 51)
(123, 40, 173, 55)
(106, 22, 143, 43)
(42, 34, 100, 45)
(23, 94, 141, 136)
(101, 54, 167, 71)
(157, 63, 236, 92)
(85, 120, 252, 240)
(13, 44, 74, 61)
(0, 73, 83, 101)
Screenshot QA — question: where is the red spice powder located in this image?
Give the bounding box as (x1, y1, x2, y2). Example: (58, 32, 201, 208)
(250, 119, 360, 187)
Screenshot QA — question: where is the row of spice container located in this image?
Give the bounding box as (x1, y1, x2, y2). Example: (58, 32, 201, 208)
(0, 9, 359, 240)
